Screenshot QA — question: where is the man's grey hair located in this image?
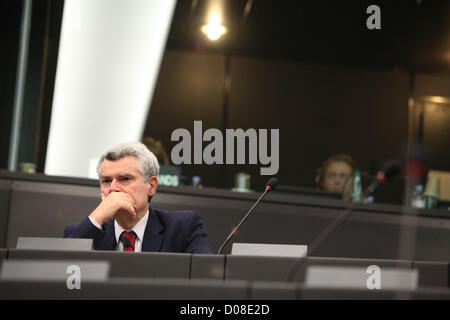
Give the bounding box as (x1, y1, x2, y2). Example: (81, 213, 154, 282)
(97, 141, 160, 181)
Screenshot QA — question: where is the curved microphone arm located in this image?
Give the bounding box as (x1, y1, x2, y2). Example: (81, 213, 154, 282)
(217, 187, 270, 255)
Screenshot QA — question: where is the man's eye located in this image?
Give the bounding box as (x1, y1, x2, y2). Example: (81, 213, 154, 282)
(101, 180, 111, 185)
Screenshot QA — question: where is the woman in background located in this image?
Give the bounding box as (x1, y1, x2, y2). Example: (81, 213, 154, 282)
(316, 153, 357, 201)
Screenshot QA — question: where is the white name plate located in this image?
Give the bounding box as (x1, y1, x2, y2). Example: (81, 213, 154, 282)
(231, 243, 308, 258)
(16, 237, 93, 251)
(1, 260, 110, 282)
(305, 265, 418, 290)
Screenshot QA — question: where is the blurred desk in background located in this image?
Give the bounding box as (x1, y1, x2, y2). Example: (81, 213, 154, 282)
(1, 170, 450, 262)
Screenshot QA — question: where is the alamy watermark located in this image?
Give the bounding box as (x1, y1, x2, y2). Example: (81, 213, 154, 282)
(366, 5, 381, 30)
(170, 121, 279, 175)
(366, 265, 381, 290)
(66, 264, 81, 290)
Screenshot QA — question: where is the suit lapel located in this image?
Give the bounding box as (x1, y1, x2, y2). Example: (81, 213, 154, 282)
(142, 208, 165, 252)
(95, 219, 117, 250)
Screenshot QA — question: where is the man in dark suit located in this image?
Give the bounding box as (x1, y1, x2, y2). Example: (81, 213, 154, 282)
(63, 141, 212, 254)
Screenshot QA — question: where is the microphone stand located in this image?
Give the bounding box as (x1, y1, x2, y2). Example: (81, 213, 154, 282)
(285, 200, 365, 281)
(217, 187, 271, 255)
(286, 162, 400, 281)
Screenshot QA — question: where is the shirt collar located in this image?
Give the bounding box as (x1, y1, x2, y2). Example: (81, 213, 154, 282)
(114, 210, 149, 245)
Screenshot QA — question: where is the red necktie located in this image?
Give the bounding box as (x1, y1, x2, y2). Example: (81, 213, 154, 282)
(120, 231, 137, 252)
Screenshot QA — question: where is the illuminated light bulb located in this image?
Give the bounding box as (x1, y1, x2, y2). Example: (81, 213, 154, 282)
(201, 13, 227, 41)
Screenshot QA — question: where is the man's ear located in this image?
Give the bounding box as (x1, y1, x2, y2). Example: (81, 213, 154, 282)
(148, 176, 158, 197)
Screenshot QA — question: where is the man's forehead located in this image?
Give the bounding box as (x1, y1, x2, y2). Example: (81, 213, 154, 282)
(99, 156, 141, 175)
(100, 171, 137, 178)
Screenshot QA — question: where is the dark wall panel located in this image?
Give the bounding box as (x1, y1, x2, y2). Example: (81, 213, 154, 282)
(414, 73, 450, 172)
(145, 49, 410, 204)
(422, 102, 450, 171)
(415, 73, 450, 98)
(18, 0, 48, 165)
(145, 50, 226, 187)
(0, 0, 64, 171)
(0, 180, 11, 248)
(0, 1, 22, 168)
(228, 57, 410, 193)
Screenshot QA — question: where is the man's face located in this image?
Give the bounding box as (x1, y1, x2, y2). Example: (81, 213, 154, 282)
(99, 156, 157, 218)
(322, 161, 353, 193)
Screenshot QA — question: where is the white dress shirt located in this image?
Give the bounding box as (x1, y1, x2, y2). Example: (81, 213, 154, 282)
(88, 210, 149, 252)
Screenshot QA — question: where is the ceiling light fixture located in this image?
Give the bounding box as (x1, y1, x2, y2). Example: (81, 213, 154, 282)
(201, 13, 227, 41)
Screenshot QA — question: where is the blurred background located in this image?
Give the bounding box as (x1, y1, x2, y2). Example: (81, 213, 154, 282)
(1, 0, 450, 207)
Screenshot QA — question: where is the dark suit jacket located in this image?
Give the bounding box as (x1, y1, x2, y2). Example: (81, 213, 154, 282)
(63, 208, 212, 254)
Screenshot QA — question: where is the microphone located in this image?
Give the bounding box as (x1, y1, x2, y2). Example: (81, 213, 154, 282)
(265, 177, 279, 191)
(217, 177, 279, 255)
(365, 160, 400, 197)
(286, 160, 400, 281)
